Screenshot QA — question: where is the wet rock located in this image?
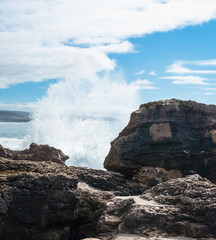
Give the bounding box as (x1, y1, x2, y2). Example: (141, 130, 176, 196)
(104, 99, 216, 182)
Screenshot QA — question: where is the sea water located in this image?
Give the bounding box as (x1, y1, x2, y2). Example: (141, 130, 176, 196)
(0, 122, 30, 150)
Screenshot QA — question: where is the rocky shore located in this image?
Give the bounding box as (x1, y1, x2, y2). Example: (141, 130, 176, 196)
(0, 99, 215, 240)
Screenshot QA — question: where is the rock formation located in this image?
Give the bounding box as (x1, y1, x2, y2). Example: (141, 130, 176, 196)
(97, 174, 216, 239)
(2, 142, 69, 164)
(0, 145, 215, 239)
(0, 144, 142, 240)
(104, 99, 216, 183)
(0, 99, 216, 240)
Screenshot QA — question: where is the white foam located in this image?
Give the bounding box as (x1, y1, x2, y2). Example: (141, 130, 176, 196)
(0, 137, 25, 150)
(25, 74, 141, 169)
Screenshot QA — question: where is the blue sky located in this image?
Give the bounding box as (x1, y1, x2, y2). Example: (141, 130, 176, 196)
(1, 0, 216, 110)
(1, 0, 216, 168)
(111, 20, 216, 104)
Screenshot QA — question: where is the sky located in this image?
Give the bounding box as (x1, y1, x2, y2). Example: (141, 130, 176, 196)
(1, 0, 216, 111)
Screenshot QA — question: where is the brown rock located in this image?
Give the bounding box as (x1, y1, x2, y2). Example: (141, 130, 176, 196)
(10, 143, 69, 164)
(104, 99, 216, 182)
(0, 144, 7, 158)
(132, 166, 182, 187)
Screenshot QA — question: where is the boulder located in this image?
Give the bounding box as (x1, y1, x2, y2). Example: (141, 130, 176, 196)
(104, 99, 216, 182)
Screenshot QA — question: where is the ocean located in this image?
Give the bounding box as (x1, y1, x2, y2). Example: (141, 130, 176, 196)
(0, 122, 30, 150)
(0, 115, 126, 169)
(0, 113, 131, 168)
(0, 108, 132, 169)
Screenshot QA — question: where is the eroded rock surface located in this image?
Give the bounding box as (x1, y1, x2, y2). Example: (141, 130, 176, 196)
(0, 143, 215, 240)
(104, 99, 216, 182)
(0, 144, 142, 240)
(97, 175, 216, 239)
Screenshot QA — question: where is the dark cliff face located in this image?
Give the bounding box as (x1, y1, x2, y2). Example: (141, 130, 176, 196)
(104, 99, 216, 181)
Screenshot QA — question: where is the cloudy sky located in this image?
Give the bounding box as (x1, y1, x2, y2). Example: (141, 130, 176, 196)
(1, 0, 216, 110)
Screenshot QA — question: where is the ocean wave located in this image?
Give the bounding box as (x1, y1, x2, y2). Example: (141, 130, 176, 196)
(0, 137, 25, 150)
(26, 75, 141, 169)
(0, 122, 30, 139)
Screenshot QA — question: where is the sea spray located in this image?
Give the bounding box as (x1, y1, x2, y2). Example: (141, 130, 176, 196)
(0, 122, 30, 150)
(25, 74, 141, 169)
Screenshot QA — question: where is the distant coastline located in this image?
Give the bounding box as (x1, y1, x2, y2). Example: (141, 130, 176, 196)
(0, 110, 31, 122)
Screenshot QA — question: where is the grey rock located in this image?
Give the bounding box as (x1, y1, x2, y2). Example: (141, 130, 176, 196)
(96, 175, 216, 239)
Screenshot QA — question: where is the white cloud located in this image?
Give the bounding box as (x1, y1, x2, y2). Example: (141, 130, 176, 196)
(149, 71, 156, 75)
(135, 69, 145, 75)
(194, 59, 216, 66)
(0, 102, 36, 111)
(166, 61, 216, 74)
(161, 75, 209, 85)
(1, 0, 216, 87)
(205, 87, 216, 90)
(130, 79, 156, 89)
(2, 0, 216, 168)
(204, 92, 214, 95)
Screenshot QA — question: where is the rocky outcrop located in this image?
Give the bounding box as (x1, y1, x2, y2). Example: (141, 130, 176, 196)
(5, 143, 69, 164)
(104, 99, 216, 183)
(0, 142, 215, 240)
(97, 174, 216, 239)
(1, 99, 216, 240)
(0, 144, 142, 240)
